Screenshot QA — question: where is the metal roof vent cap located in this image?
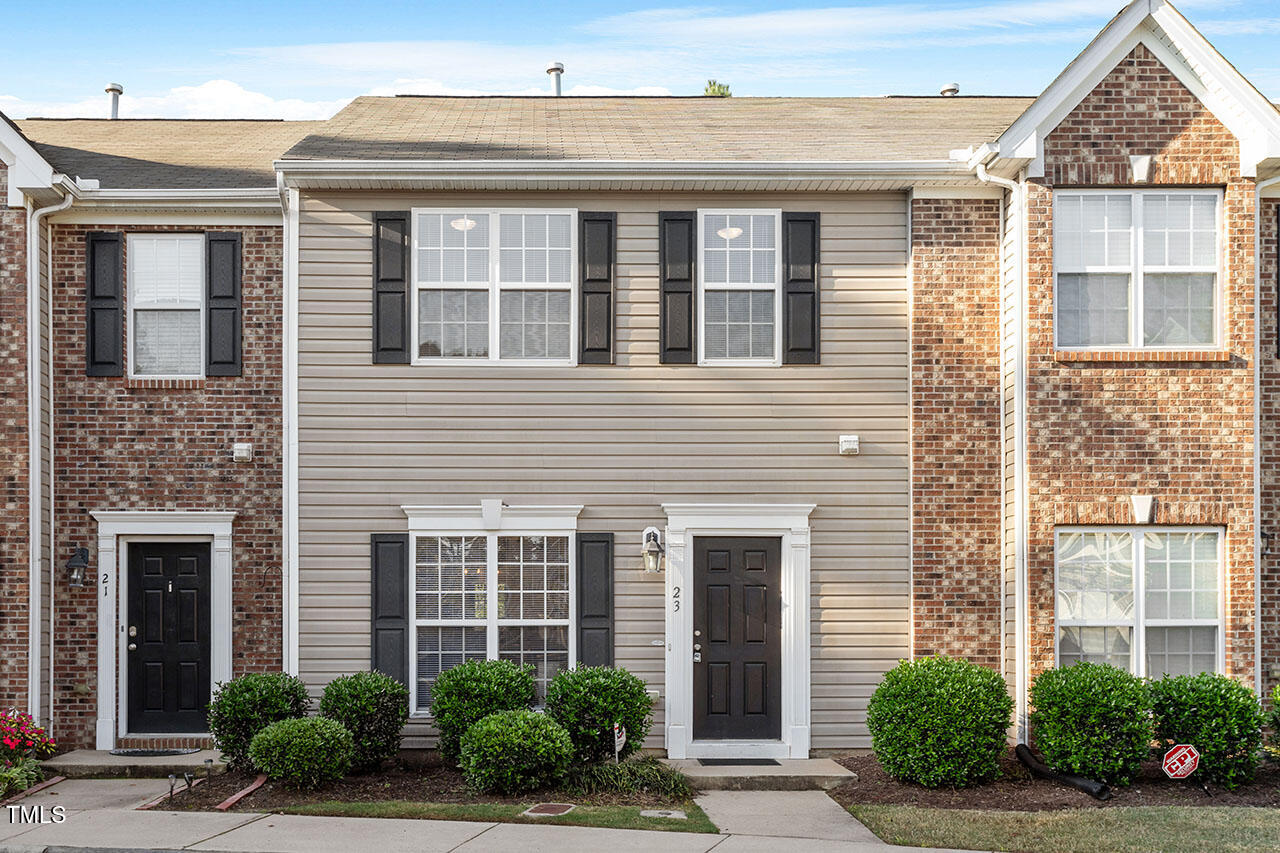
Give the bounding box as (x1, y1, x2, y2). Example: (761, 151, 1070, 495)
(105, 82, 124, 119)
(546, 62, 565, 97)
(939, 82, 960, 97)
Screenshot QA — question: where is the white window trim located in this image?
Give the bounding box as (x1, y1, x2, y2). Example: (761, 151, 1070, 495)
(126, 233, 207, 380)
(1053, 525, 1226, 677)
(402, 501, 583, 718)
(1053, 189, 1225, 352)
(409, 208, 579, 367)
(696, 209, 784, 367)
(661, 502, 815, 760)
(90, 510, 236, 749)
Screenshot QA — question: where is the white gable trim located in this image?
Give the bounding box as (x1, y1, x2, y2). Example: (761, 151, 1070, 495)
(0, 119, 55, 208)
(994, 0, 1280, 179)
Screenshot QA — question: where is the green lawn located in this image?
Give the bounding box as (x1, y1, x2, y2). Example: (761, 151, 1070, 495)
(278, 800, 718, 834)
(849, 805, 1280, 853)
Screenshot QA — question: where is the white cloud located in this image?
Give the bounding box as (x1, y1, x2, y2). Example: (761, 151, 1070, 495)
(1, 80, 347, 120)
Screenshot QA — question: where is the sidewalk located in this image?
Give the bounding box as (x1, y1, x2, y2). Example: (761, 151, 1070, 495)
(0, 778, 984, 853)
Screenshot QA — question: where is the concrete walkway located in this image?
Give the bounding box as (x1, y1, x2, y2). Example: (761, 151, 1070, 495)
(0, 778, 984, 853)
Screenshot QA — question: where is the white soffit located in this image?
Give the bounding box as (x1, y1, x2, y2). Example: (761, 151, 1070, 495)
(992, 0, 1280, 179)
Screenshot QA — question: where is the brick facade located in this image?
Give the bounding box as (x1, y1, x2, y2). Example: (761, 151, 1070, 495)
(910, 197, 1004, 668)
(48, 223, 283, 748)
(1260, 202, 1280, 700)
(1024, 44, 1258, 682)
(0, 167, 30, 712)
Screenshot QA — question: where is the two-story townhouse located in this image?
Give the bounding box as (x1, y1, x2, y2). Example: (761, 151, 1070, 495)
(2, 0, 1280, 756)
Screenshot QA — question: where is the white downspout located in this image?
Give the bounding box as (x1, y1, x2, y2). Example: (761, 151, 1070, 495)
(26, 180, 75, 722)
(1254, 176, 1280, 697)
(279, 173, 300, 675)
(975, 161, 1030, 742)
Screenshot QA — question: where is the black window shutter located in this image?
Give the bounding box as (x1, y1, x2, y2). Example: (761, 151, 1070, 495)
(373, 212, 410, 364)
(782, 212, 821, 364)
(658, 211, 696, 364)
(577, 532, 614, 667)
(579, 212, 616, 364)
(206, 232, 242, 376)
(85, 231, 123, 377)
(371, 533, 410, 684)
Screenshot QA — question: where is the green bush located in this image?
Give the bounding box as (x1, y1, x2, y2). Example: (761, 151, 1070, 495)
(563, 756, 692, 798)
(320, 671, 409, 772)
(459, 710, 573, 794)
(1029, 663, 1153, 786)
(1149, 672, 1263, 790)
(1270, 685, 1280, 753)
(208, 672, 310, 770)
(867, 656, 1014, 788)
(248, 717, 354, 789)
(545, 666, 652, 764)
(430, 659, 536, 763)
(0, 758, 43, 800)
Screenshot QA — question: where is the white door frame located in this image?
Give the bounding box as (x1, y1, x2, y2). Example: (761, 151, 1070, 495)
(661, 503, 815, 759)
(91, 511, 236, 749)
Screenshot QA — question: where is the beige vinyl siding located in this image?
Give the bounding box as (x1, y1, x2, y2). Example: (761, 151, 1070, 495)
(296, 191, 910, 750)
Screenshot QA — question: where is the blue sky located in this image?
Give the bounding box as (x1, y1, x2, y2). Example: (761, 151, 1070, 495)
(3, 0, 1279, 119)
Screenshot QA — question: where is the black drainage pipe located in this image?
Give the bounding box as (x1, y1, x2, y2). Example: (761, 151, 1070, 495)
(1015, 744, 1112, 801)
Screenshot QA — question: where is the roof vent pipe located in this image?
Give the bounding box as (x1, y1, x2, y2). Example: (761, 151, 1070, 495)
(105, 83, 123, 119)
(940, 82, 960, 97)
(546, 62, 564, 97)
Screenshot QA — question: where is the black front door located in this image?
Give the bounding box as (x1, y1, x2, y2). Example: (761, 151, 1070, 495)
(693, 536, 782, 740)
(127, 542, 212, 733)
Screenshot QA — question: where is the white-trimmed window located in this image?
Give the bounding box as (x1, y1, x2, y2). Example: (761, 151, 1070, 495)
(1054, 191, 1221, 349)
(1055, 528, 1223, 676)
(128, 234, 204, 377)
(698, 210, 782, 364)
(412, 209, 576, 364)
(405, 503, 580, 715)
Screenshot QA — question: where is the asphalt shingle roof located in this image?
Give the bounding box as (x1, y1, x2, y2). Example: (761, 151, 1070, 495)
(15, 119, 324, 188)
(281, 96, 1036, 162)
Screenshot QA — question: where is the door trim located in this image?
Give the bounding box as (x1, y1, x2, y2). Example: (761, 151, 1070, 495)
(661, 503, 815, 760)
(91, 511, 236, 750)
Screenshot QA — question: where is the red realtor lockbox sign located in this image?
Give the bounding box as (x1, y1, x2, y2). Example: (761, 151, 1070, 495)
(1162, 744, 1200, 779)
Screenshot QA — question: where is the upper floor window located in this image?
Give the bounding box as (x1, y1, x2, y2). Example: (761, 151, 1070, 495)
(128, 234, 204, 378)
(412, 209, 576, 365)
(1055, 527, 1222, 677)
(1054, 191, 1221, 349)
(698, 210, 781, 365)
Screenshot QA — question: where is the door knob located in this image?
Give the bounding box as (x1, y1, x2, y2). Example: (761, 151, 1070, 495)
(127, 643, 137, 651)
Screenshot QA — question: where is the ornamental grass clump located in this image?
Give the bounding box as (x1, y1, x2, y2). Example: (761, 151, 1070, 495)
(867, 656, 1013, 788)
(1029, 662, 1153, 786)
(1149, 672, 1263, 790)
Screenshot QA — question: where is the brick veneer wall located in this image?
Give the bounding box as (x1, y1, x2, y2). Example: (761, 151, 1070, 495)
(49, 223, 283, 748)
(911, 198, 1004, 668)
(1024, 44, 1257, 682)
(0, 168, 30, 712)
(1260, 202, 1280, 700)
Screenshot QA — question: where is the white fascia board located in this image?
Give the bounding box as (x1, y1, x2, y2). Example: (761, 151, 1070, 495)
(54, 187, 284, 223)
(0, 122, 55, 208)
(992, 1, 1280, 179)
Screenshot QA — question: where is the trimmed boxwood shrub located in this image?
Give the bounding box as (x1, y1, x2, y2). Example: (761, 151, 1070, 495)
(208, 672, 310, 770)
(1270, 685, 1280, 752)
(459, 710, 573, 794)
(429, 659, 536, 763)
(249, 717, 354, 789)
(1029, 662, 1153, 786)
(320, 671, 409, 772)
(1149, 672, 1263, 790)
(867, 656, 1014, 788)
(545, 666, 652, 764)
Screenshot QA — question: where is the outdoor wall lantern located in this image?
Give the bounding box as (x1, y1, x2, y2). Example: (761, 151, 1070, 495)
(66, 547, 89, 587)
(642, 526, 665, 574)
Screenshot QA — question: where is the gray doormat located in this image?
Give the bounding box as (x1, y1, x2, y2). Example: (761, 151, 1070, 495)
(698, 758, 781, 766)
(108, 748, 201, 757)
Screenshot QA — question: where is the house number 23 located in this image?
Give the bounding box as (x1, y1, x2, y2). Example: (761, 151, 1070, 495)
(671, 586, 680, 612)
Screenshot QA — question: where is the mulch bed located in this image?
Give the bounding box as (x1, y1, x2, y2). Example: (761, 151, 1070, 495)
(162, 754, 684, 812)
(829, 749, 1280, 812)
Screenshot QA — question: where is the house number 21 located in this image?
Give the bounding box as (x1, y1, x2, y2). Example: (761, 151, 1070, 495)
(671, 586, 680, 612)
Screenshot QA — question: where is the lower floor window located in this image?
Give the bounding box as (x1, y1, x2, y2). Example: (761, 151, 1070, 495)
(1055, 528, 1222, 677)
(412, 533, 572, 712)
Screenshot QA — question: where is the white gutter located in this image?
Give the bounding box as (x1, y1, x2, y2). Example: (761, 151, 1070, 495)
(26, 176, 76, 721)
(279, 172, 301, 676)
(972, 159, 1030, 743)
(1254, 176, 1280, 697)
(68, 187, 280, 212)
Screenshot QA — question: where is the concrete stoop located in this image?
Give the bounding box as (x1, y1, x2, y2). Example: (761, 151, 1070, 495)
(41, 749, 225, 779)
(664, 758, 855, 791)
